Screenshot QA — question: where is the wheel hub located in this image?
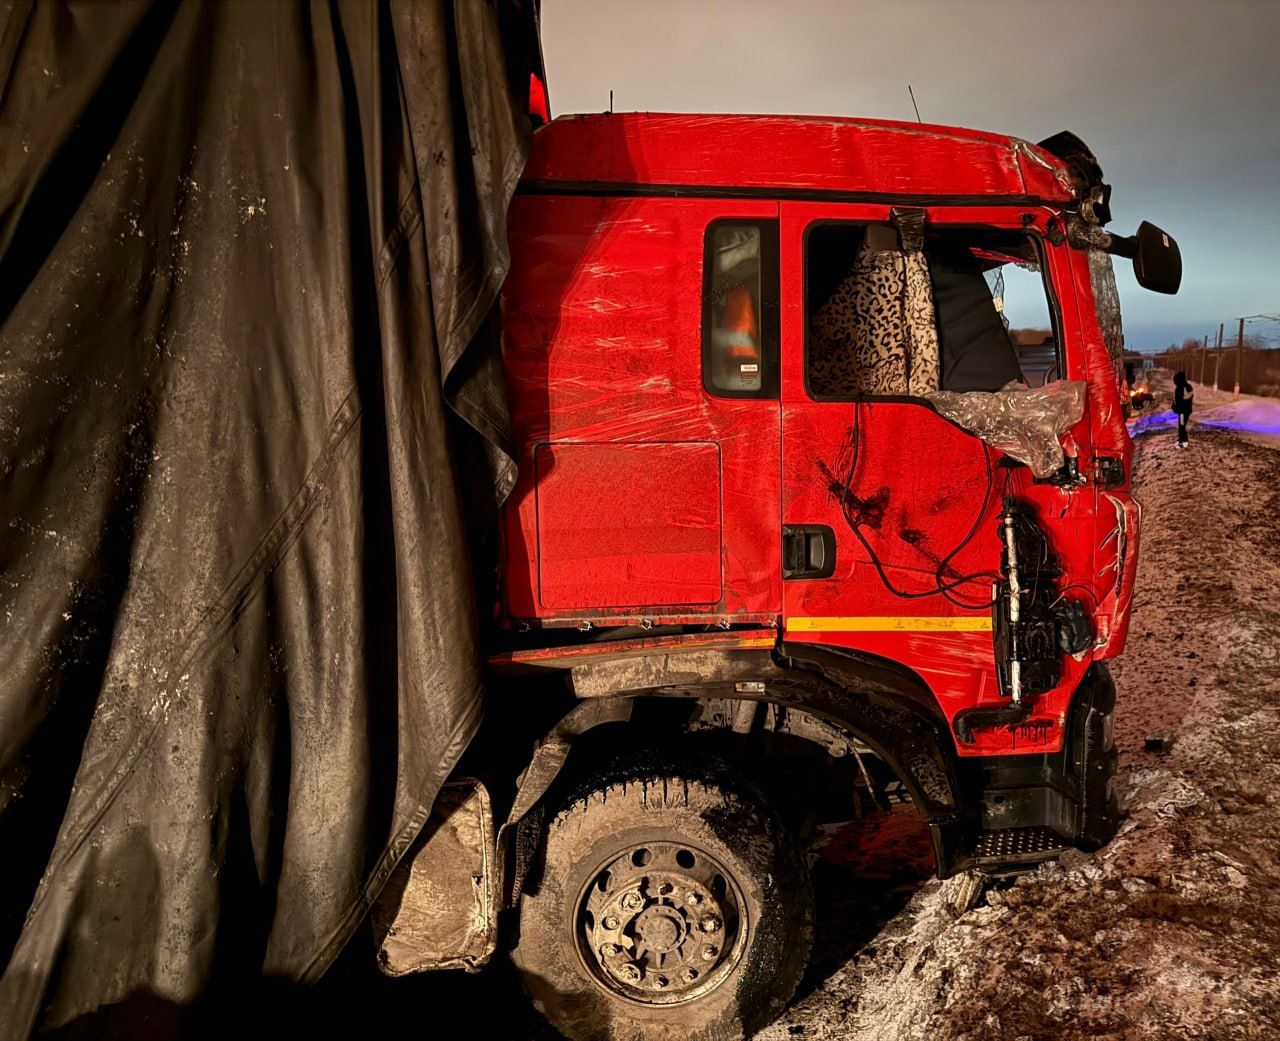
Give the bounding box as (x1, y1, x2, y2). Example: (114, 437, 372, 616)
(635, 906, 684, 952)
(577, 841, 744, 1005)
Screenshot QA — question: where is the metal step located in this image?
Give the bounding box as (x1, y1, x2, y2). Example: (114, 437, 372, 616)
(972, 825, 1068, 867)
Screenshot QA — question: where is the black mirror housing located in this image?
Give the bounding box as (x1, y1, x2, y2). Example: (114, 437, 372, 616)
(1132, 221, 1182, 295)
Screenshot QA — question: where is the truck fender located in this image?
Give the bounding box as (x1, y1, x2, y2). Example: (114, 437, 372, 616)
(500, 644, 976, 886)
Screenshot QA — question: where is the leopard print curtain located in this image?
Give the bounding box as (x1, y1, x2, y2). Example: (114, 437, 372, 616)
(810, 242, 941, 397)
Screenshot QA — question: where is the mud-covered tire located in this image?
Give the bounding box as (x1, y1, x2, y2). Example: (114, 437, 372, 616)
(511, 754, 814, 1041)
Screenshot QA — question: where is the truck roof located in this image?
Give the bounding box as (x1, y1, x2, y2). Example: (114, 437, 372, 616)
(521, 112, 1077, 205)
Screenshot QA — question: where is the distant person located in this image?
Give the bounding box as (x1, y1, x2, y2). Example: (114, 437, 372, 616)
(1173, 370, 1194, 449)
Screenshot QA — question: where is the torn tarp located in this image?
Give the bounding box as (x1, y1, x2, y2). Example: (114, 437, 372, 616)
(0, 1, 541, 1035)
(927, 380, 1087, 477)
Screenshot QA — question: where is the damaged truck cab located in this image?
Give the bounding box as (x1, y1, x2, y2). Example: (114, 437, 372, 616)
(379, 114, 1180, 1041)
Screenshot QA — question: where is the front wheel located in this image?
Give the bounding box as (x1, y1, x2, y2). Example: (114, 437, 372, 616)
(511, 753, 814, 1041)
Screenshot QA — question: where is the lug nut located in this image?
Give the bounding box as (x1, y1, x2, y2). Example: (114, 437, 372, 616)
(701, 944, 719, 961)
(621, 891, 644, 911)
(687, 892, 701, 905)
(682, 968, 698, 983)
(656, 881, 674, 896)
(602, 943, 621, 957)
(603, 915, 620, 930)
(699, 914, 722, 934)
(652, 975, 668, 989)
(617, 962, 642, 983)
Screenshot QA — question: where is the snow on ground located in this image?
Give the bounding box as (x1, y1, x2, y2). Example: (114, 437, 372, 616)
(1128, 366, 1280, 448)
(1130, 395, 1280, 449)
(1198, 398, 1280, 447)
(762, 418, 1280, 1041)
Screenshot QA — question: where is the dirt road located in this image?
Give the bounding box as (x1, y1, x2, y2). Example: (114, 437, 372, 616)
(763, 417, 1280, 1040)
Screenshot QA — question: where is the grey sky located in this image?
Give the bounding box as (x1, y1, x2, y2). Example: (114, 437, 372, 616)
(542, 0, 1280, 351)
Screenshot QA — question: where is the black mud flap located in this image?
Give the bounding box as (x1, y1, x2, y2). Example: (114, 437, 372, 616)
(959, 664, 1121, 873)
(1074, 664, 1120, 850)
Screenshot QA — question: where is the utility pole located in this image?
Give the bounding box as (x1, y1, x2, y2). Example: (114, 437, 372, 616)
(1201, 334, 1209, 383)
(1213, 322, 1224, 390)
(1230, 314, 1280, 398)
(1234, 317, 1245, 400)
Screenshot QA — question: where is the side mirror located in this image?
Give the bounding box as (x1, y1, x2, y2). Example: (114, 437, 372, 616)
(1133, 221, 1182, 295)
(1106, 221, 1182, 294)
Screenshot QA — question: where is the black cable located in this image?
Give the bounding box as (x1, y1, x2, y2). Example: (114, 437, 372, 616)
(834, 401, 1000, 606)
(1052, 583, 1101, 609)
(933, 439, 1001, 609)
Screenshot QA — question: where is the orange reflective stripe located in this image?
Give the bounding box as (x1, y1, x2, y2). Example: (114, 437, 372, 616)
(787, 616, 993, 633)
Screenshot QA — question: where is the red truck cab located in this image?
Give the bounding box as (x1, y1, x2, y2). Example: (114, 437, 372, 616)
(384, 114, 1181, 1041)
(498, 114, 1163, 753)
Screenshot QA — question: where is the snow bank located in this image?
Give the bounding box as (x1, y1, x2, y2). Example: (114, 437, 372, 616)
(1197, 397, 1280, 445)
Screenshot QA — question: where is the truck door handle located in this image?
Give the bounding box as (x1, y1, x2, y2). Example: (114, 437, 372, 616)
(782, 525, 836, 580)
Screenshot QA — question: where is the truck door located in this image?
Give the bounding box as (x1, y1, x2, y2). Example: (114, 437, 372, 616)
(777, 202, 1095, 752)
(500, 196, 782, 626)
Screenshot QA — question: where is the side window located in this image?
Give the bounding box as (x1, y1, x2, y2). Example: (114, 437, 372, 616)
(927, 228, 1057, 392)
(703, 220, 779, 398)
(803, 221, 1058, 398)
(985, 248, 1059, 387)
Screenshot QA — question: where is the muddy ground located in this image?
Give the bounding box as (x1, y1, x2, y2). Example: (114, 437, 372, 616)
(303, 411, 1280, 1040)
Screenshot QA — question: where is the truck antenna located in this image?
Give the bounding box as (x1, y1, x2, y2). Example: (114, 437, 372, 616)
(908, 84, 922, 123)
(609, 89, 614, 115)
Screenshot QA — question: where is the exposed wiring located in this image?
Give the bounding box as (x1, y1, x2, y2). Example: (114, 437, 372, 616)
(932, 444, 1005, 610)
(1051, 582, 1101, 609)
(832, 401, 1000, 608)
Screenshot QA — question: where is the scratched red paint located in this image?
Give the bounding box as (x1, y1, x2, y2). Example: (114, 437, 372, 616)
(535, 441, 723, 609)
(498, 114, 1138, 759)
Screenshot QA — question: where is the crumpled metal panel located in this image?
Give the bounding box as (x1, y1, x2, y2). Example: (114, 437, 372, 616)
(926, 380, 1087, 477)
(1057, 238, 1139, 660)
(371, 779, 497, 975)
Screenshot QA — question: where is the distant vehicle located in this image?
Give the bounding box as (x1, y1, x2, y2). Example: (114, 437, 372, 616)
(1124, 359, 1155, 411)
(1129, 381, 1155, 410)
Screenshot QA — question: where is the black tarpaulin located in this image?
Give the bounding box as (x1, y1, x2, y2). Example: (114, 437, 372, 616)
(0, 1, 540, 1034)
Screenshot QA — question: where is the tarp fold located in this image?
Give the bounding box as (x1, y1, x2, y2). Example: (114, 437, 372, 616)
(0, 1, 541, 1034)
